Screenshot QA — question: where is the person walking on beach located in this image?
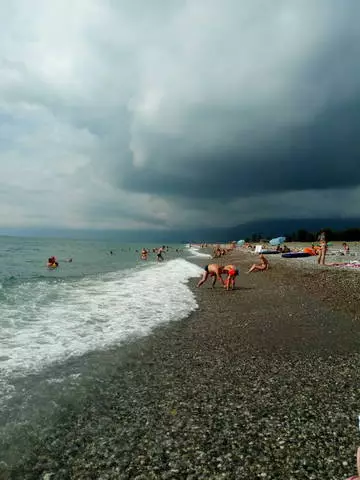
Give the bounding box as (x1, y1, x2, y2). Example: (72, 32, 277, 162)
(197, 264, 225, 288)
(317, 230, 327, 265)
(222, 265, 239, 290)
(247, 254, 269, 273)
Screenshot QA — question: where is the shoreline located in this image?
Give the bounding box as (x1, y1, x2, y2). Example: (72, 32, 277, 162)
(218, 247, 360, 317)
(1, 252, 360, 479)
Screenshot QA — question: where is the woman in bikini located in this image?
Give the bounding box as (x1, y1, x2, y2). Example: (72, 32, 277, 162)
(317, 230, 327, 265)
(247, 254, 269, 274)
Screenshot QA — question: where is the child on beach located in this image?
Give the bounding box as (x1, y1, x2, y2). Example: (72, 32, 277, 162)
(197, 264, 225, 288)
(247, 254, 269, 273)
(222, 265, 239, 290)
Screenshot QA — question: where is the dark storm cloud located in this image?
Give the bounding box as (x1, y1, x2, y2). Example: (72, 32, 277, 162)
(99, 0, 360, 215)
(2, 0, 360, 229)
(116, 97, 360, 201)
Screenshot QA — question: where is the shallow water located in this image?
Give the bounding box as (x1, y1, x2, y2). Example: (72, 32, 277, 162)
(0, 237, 203, 419)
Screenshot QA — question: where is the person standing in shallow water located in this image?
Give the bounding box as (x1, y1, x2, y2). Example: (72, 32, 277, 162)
(317, 230, 327, 265)
(156, 246, 166, 262)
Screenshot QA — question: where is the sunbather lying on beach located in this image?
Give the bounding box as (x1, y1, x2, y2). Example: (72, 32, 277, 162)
(197, 264, 225, 288)
(223, 264, 239, 290)
(247, 254, 269, 273)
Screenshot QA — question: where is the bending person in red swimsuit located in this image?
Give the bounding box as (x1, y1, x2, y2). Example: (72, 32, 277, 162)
(223, 265, 239, 290)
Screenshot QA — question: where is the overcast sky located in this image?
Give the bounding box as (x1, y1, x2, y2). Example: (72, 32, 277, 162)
(1, 0, 360, 232)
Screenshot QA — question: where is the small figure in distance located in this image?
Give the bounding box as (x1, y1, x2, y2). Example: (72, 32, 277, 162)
(197, 264, 225, 288)
(141, 248, 148, 260)
(247, 254, 269, 274)
(343, 242, 350, 255)
(317, 229, 327, 265)
(222, 265, 239, 290)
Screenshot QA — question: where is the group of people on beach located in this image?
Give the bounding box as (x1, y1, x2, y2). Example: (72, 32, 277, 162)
(197, 254, 270, 290)
(197, 264, 239, 290)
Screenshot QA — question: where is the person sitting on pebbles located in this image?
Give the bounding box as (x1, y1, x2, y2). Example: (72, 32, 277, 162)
(222, 264, 239, 290)
(247, 254, 269, 273)
(197, 264, 225, 288)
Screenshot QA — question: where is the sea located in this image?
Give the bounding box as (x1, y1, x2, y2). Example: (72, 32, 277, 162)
(0, 236, 211, 463)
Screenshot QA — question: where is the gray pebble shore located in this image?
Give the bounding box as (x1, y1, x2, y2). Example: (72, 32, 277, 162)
(1, 253, 360, 479)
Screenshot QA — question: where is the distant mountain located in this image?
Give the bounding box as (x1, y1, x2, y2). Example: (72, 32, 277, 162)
(226, 217, 360, 241)
(1, 217, 359, 243)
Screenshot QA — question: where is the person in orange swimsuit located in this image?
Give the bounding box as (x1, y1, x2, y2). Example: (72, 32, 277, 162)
(223, 264, 239, 290)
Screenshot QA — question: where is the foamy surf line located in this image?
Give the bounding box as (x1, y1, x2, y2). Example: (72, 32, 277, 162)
(0, 258, 202, 401)
(187, 246, 212, 258)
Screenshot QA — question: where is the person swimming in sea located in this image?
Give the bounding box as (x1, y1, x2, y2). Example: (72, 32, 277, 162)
(47, 256, 59, 268)
(141, 248, 148, 260)
(197, 264, 225, 288)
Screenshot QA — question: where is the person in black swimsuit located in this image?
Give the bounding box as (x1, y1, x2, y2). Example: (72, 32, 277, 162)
(157, 246, 165, 262)
(197, 264, 225, 288)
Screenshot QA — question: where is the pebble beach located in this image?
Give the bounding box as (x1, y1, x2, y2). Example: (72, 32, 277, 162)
(1, 247, 360, 479)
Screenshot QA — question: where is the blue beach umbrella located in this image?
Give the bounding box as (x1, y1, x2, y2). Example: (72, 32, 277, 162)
(269, 237, 286, 246)
(237, 240, 245, 246)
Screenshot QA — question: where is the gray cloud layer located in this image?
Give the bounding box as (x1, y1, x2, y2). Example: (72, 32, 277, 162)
(1, 0, 360, 230)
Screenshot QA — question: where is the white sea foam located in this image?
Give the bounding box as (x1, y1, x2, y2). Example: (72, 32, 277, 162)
(0, 259, 202, 393)
(187, 246, 212, 258)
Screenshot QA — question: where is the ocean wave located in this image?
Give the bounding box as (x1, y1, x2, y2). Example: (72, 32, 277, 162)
(0, 258, 202, 393)
(187, 246, 212, 258)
